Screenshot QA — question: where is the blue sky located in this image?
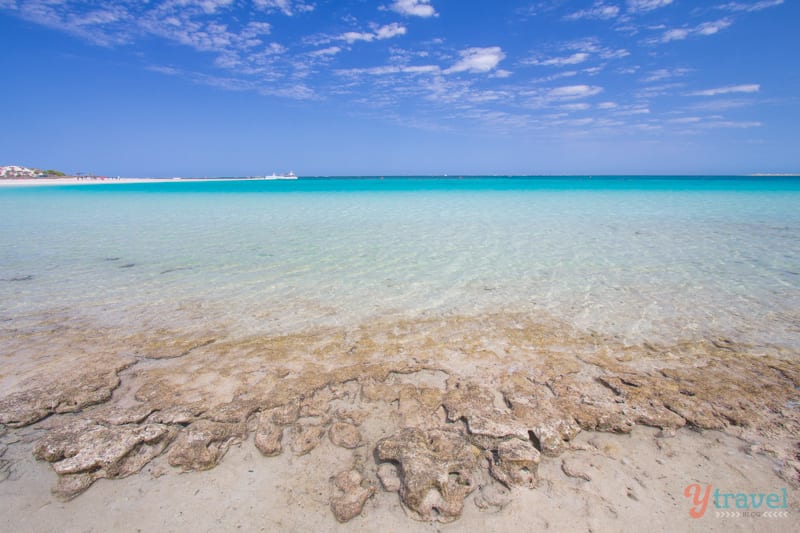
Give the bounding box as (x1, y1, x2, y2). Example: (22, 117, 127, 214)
(0, 0, 797, 176)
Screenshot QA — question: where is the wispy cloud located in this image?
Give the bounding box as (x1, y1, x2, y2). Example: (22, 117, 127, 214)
(642, 67, 690, 82)
(654, 19, 732, 43)
(338, 23, 407, 44)
(445, 47, 506, 74)
(689, 84, 760, 96)
(627, 0, 673, 13)
(253, 0, 315, 16)
(547, 85, 603, 100)
(526, 52, 590, 67)
(386, 0, 437, 18)
(718, 0, 783, 12)
(565, 2, 620, 21)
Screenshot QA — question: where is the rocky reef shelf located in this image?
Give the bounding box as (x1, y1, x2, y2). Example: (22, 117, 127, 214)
(0, 312, 798, 528)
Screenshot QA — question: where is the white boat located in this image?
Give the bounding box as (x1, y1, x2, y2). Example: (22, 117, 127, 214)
(265, 171, 298, 180)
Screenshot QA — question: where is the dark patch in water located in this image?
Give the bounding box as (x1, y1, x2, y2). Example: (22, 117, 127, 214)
(119, 263, 136, 269)
(2, 275, 34, 282)
(104, 257, 120, 262)
(160, 267, 193, 275)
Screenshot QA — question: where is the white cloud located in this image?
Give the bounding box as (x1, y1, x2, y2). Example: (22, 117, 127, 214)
(527, 52, 590, 67)
(445, 47, 506, 74)
(642, 67, 690, 82)
(628, 0, 673, 12)
(341, 31, 375, 44)
(660, 28, 690, 42)
(696, 19, 732, 35)
(547, 85, 603, 99)
(339, 24, 407, 44)
(253, 0, 315, 16)
(387, 0, 437, 18)
(655, 19, 732, 43)
(597, 101, 618, 109)
(719, 0, 783, 12)
(375, 23, 407, 40)
(338, 64, 440, 76)
(566, 2, 620, 21)
(669, 116, 703, 123)
(560, 103, 591, 111)
(308, 46, 341, 57)
(689, 84, 760, 96)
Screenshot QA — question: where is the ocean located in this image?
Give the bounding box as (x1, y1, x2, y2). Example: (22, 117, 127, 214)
(1, 176, 799, 352)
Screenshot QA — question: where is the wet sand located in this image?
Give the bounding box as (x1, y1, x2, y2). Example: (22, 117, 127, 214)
(0, 311, 798, 530)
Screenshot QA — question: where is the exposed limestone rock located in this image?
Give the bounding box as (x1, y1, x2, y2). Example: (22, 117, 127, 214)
(329, 421, 362, 449)
(394, 385, 444, 428)
(254, 412, 284, 456)
(488, 438, 541, 488)
(443, 381, 528, 442)
(33, 419, 176, 499)
(0, 357, 134, 427)
(271, 401, 301, 425)
(147, 404, 204, 425)
(377, 463, 402, 492)
(90, 405, 157, 426)
(376, 428, 481, 522)
(329, 469, 375, 523)
(167, 420, 245, 471)
(205, 400, 259, 424)
(290, 423, 326, 456)
(300, 387, 334, 417)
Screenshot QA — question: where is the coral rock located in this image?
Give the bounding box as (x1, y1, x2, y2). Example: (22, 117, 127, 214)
(329, 421, 362, 449)
(330, 469, 375, 522)
(376, 428, 481, 522)
(488, 438, 540, 488)
(167, 419, 245, 471)
(254, 412, 284, 456)
(290, 423, 326, 456)
(34, 419, 176, 499)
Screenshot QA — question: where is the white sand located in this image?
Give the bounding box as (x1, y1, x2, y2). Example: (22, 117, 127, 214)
(1, 425, 794, 532)
(0, 177, 292, 187)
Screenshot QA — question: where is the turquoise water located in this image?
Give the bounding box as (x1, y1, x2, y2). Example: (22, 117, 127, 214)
(1, 177, 799, 349)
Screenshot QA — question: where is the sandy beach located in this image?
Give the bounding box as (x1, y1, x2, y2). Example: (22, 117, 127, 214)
(0, 311, 797, 531)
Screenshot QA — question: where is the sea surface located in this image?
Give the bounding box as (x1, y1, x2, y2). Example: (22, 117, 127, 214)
(1, 177, 799, 351)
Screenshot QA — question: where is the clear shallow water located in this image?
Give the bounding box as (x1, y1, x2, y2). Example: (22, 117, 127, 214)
(1, 177, 799, 349)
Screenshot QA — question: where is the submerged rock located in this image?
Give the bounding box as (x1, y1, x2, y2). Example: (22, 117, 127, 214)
(376, 428, 481, 522)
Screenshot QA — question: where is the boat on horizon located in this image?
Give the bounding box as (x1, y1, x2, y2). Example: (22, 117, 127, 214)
(264, 171, 298, 180)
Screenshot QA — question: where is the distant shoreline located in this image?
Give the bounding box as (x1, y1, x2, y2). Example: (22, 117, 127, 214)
(0, 177, 297, 187)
